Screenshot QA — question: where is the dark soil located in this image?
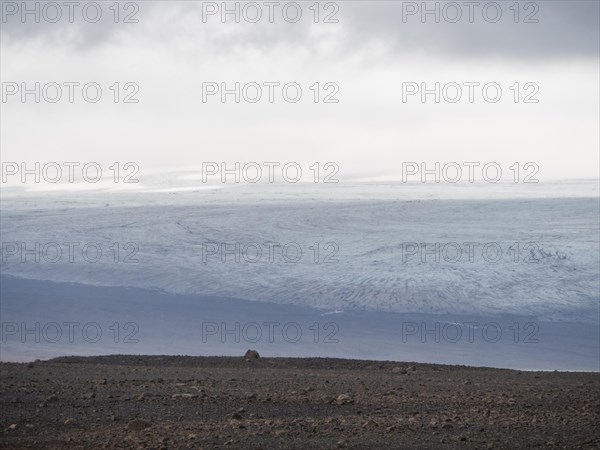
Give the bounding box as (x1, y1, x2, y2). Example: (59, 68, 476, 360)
(1, 355, 598, 449)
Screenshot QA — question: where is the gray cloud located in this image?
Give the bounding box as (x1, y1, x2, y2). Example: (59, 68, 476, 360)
(340, 1, 599, 61)
(0, 1, 158, 50)
(1, 1, 598, 60)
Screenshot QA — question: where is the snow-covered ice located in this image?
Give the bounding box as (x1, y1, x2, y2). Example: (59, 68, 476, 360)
(1, 181, 598, 322)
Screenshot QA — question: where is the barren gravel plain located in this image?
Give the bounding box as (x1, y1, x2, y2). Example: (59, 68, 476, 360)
(1, 355, 599, 449)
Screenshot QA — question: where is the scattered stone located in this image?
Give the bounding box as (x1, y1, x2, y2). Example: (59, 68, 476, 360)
(8, 424, 17, 430)
(126, 419, 151, 431)
(335, 394, 353, 405)
(171, 393, 197, 399)
(46, 394, 59, 403)
(64, 418, 76, 426)
(228, 419, 245, 429)
(362, 419, 378, 429)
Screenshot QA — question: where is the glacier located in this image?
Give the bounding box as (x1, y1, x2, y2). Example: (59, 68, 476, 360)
(1, 181, 598, 323)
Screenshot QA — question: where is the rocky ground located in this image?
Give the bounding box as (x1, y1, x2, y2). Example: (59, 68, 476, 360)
(0, 355, 598, 449)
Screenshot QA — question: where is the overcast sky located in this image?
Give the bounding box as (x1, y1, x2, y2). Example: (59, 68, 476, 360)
(1, 1, 599, 181)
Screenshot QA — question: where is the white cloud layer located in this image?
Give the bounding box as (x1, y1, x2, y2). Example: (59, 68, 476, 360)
(1, 1, 599, 180)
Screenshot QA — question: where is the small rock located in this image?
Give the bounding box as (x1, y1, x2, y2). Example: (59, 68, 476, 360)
(171, 393, 197, 399)
(321, 395, 335, 404)
(335, 394, 353, 405)
(228, 419, 245, 429)
(64, 418, 75, 426)
(362, 419, 378, 429)
(8, 424, 17, 430)
(126, 419, 151, 431)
